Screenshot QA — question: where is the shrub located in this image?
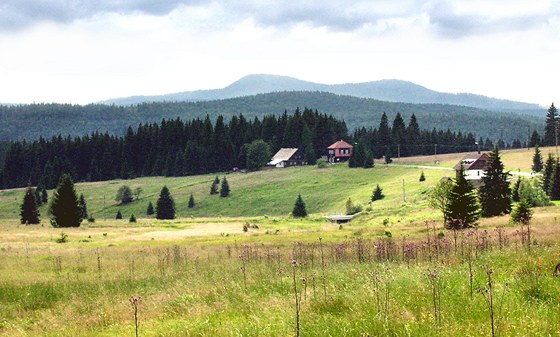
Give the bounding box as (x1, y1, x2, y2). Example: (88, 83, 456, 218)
(316, 158, 329, 168)
(55, 232, 68, 243)
(129, 214, 137, 223)
(115, 185, 133, 204)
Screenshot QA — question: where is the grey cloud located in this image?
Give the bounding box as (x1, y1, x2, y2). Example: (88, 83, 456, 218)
(0, 0, 557, 37)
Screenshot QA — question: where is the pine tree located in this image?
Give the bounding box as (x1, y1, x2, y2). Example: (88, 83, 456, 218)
(532, 146, 543, 173)
(78, 193, 88, 221)
(220, 177, 230, 197)
(156, 186, 175, 219)
(511, 199, 532, 225)
(384, 147, 392, 164)
(444, 165, 481, 229)
(544, 103, 558, 146)
(479, 147, 512, 217)
(129, 213, 137, 223)
(116, 210, 123, 219)
(34, 187, 42, 207)
(543, 153, 556, 194)
(371, 184, 384, 201)
(188, 193, 195, 208)
(419, 171, 426, 182)
(292, 194, 307, 217)
(20, 186, 40, 224)
(210, 176, 219, 195)
(349, 142, 366, 168)
(146, 201, 154, 215)
(363, 150, 374, 168)
(41, 188, 48, 204)
(512, 177, 522, 202)
(550, 160, 560, 200)
(49, 174, 82, 227)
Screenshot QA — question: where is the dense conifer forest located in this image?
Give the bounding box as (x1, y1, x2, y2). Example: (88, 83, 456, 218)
(0, 108, 530, 190)
(0, 91, 543, 142)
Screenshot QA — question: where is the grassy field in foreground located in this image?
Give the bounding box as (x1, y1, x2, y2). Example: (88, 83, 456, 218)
(0, 164, 449, 223)
(1, 209, 560, 336)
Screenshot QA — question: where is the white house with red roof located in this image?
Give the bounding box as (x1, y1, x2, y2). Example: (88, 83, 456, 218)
(327, 140, 353, 163)
(453, 152, 490, 185)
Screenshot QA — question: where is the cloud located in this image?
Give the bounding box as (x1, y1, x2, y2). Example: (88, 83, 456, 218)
(1, 0, 558, 38)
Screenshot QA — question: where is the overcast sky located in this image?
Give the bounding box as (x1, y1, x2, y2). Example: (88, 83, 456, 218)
(0, 0, 558, 106)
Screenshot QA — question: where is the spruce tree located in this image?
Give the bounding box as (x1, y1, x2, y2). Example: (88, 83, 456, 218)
(292, 194, 307, 217)
(419, 171, 426, 182)
(363, 150, 374, 168)
(384, 147, 392, 164)
(479, 147, 512, 217)
(49, 174, 82, 227)
(543, 103, 558, 146)
(156, 186, 175, 219)
(444, 165, 481, 229)
(146, 201, 154, 215)
(20, 186, 40, 224)
(34, 187, 42, 207)
(188, 193, 195, 208)
(220, 177, 230, 197)
(78, 194, 88, 221)
(511, 199, 532, 225)
(41, 188, 48, 204)
(116, 210, 123, 219)
(512, 177, 522, 202)
(371, 184, 384, 201)
(549, 160, 560, 200)
(210, 176, 220, 195)
(543, 153, 556, 194)
(129, 213, 137, 223)
(532, 146, 543, 173)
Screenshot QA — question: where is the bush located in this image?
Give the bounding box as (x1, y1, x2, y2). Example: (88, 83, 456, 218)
(316, 158, 329, 168)
(129, 214, 137, 223)
(87, 216, 95, 223)
(116, 210, 123, 219)
(345, 198, 363, 215)
(55, 232, 68, 243)
(115, 185, 133, 204)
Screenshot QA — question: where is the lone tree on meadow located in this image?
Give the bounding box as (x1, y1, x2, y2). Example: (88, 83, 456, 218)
(444, 165, 481, 229)
(116, 210, 123, 219)
(156, 186, 176, 219)
(49, 174, 82, 228)
(146, 201, 154, 215)
(479, 147, 511, 217)
(371, 184, 384, 201)
(188, 193, 195, 208)
(532, 146, 543, 173)
(220, 177, 230, 197)
(20, 186, 40, 225)
(419, 171, 426, 182)
(292, 194, 307, 218)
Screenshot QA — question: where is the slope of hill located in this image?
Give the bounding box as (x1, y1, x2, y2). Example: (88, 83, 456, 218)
(101, 74, 542, 113)
(0, 91, 544, 142)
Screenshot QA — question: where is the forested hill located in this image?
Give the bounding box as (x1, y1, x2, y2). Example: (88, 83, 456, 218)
(102, 74, 542, 113)
(0, 91, 544, 142)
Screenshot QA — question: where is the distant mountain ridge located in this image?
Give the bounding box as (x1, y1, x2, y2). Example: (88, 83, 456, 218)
(101, 74, 541, 112)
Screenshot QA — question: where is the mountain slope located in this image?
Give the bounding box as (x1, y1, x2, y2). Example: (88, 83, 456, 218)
(101, 74, 541, 113)
(0, 91, 544, 142)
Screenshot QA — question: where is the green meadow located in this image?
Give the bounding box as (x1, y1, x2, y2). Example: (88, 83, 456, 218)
(2, 153, 560, 336)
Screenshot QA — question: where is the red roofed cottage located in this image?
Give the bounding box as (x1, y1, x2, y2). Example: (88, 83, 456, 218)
(327, 140, 353, 163)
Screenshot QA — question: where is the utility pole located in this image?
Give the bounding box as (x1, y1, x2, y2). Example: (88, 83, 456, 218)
(402, 179, 406, 203)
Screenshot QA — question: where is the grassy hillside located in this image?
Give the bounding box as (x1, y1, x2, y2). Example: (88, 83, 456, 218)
(398, 146, 555, 173)
(0, 164, 448, 224)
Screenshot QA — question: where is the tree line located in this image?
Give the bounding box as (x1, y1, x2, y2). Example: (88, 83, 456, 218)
(0, 108, 542, 190)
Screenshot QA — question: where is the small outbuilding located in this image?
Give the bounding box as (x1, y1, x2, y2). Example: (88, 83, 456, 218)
(267, 148, 306, 168)
(327, 140, 353, 163)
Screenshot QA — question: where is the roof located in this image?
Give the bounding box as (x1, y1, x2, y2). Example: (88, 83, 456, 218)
(453, 152, 490, 171)
(328, 140, 353, 149)
(268, 148, 299, 165)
